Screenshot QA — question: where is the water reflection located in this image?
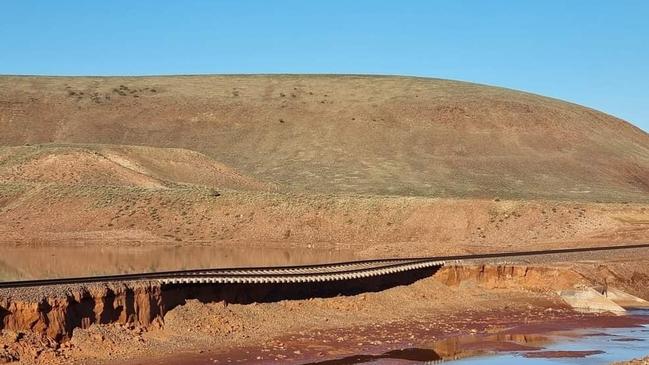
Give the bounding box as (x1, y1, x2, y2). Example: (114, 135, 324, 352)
(431, 333, 550, 361)
(0, 245, 357, 281)
(303, 348, 441, 364)
(301, 333, 552, 364)
(441, 325, 649, 364)
(301, 322, 649, 364)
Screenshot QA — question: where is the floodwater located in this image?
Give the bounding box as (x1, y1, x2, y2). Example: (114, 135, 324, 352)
(0, 245, 357, 281)
(309, 310, 649, 365)
(448, 323, 649, 364)
(157, 311, 649, 365)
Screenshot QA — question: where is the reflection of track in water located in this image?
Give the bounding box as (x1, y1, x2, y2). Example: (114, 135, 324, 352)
(430, 333, 551, 361)
(300, 348, 443, 364)
(300, 333, 552, 364)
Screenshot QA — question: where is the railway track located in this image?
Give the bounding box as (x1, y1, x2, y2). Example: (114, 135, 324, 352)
(1, 243, 648, 289)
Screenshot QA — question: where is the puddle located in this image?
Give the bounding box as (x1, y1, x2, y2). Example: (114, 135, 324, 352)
(298, 327, 649, 364)
(297, 324, 649, 364)
(447, 324, 649, 364)
(145, 311, 649, 365)
(343, 311, 649, 365)
(0, 245, 357, 281)
(298, 348, 445, 364)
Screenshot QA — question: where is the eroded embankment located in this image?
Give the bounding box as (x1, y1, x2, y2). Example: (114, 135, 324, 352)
(3, 262, 643, 364)
(436, 264, 585, 290)
(0, 264, 583, 343)
(0, 284, 164, 341)
(0, 264, 440, 342)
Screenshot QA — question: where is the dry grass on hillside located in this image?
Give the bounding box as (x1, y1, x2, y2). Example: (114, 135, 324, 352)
(0, 144, 269, 191)
(1, 75, 649, 250)
(1, 75, 648, 201)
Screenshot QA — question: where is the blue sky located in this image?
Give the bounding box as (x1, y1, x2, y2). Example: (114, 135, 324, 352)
(1, 1, 647, 130)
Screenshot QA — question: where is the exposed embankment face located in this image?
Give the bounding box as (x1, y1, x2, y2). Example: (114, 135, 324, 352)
(0, 284, 163, 341)
(435, 264, 585, 290)
(0, 265, 440, 342)
(0, 264, 588, 342)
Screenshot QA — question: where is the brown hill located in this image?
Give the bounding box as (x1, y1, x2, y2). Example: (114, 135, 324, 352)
(0, 144, 269, 191)
(1, 75, 649, 254)
(1, 75, 648, 201)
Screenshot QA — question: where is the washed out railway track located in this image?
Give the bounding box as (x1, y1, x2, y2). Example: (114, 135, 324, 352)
(1, 243, 649, 289)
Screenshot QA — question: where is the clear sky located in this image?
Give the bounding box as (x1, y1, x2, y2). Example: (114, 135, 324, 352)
(1, 1, 647, 130)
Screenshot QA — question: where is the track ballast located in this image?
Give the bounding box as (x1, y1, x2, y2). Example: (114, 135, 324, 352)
(1, 243, 648, 288)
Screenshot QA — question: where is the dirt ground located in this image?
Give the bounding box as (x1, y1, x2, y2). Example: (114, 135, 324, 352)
(3, 186, 649, 256)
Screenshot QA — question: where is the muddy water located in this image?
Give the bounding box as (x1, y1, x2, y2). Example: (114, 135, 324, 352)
(154, 311, 649, 365)
(326, 311, 649, 365)
(447, 323, 649, 364)
(0, 245, 357, 281)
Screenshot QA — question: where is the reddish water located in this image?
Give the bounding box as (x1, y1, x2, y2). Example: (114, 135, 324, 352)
(0, 244, 357, 280)
(133, 311, 649, 365)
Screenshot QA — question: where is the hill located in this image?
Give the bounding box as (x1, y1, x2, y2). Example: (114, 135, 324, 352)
(1, 75, 648, 201)
(1, 75, 649, 254)
(0, 144, 269, 190)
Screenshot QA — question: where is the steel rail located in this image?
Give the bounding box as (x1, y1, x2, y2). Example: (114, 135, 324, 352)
(0, 258, 441, 288)
(1, 243, 648, 288)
